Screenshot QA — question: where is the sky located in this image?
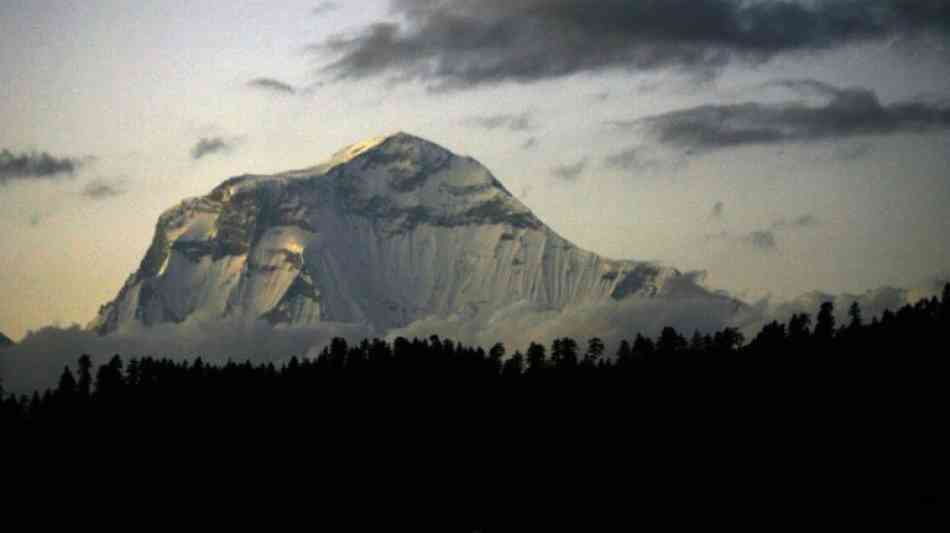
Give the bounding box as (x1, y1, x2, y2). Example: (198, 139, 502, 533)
(2, 0, 950, 341)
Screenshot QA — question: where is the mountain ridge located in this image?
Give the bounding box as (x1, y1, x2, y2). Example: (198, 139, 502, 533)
(90, 133, 685, 335)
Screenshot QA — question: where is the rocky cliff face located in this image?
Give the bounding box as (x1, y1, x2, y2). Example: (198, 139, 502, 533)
(90, 132, 682, 335)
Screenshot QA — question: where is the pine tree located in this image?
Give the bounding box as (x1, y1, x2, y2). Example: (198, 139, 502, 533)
(551, 337, 579, 369)
(77, 354, 93, 399)
(751, 321, 786, 352)
(489, 342, 506, 376)
(788, 313, 812, 347)
(615, 340, 633, 367)
(584, 337, 605, 366)
(632, 334, 655, 361)
(657, 327, 687, 356)
(57, 365, 77, 400)
(526, 342, 546, 373)
(712, 327, 744, 353)
(501, 351, 524, 378)
(95, 355, 124, 398)
(848, 301, 863, 330)
(940, 283, 950, 323)
(815, 302, 836, 343)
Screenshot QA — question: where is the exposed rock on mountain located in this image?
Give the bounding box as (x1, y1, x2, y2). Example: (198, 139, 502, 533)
(91, 133, 686, 335)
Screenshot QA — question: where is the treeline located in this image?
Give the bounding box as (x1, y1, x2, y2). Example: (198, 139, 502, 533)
(2, 284, 945, 424)
(1, 286, 943, 506)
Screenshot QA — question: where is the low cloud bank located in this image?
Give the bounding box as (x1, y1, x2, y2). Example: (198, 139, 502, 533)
(389, 294, 749, 355)
(1, 320, 372, 396)
(4, 275, 947, 395)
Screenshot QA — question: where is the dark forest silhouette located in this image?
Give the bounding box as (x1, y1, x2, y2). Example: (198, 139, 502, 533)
(2, 285, 943, 507)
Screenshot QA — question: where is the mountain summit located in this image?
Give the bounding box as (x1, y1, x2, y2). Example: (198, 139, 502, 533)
(91, 133, 683, 335)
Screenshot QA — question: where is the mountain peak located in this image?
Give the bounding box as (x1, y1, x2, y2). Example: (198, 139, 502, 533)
(91, 134, 682, 335)
(318, 131, 439, 171)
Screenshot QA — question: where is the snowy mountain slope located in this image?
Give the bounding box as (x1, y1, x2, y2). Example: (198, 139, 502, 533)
(90, 132, 685, 335)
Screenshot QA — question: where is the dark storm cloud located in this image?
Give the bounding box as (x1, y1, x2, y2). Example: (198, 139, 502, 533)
(552, 158, 589, 181)
(191, 137, 236, 160)
(463, 111, 534, 132)
(81, 179, 125, 200)
(319, 0, 950, 89)
(0, 149, 83, 184)
(312, 1, 340, 16)
(631, 83, 950, 152)
(247, 77, 297, 95)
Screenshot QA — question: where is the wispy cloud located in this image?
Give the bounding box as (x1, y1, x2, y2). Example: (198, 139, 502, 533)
(1, 149, 84, 184)
(191, 137, 238, 160)
(744, 230, 778, 251)
(833, 142, 874, 161)
(552, 158, 589, 181)
(603, 145, 669, 173)
(771, 214, 818, 231)
(626, 82, 950, 153)
(312, 1, 340, 16)
(247, 77, 297, 95)
(463, 111, 534, 132)
(707, 213, 819, 252)
(82, 179, 126, 200)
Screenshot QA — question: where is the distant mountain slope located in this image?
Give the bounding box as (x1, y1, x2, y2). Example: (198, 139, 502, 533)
(0, 331, 13, 349)
(91, 132, 685, 335)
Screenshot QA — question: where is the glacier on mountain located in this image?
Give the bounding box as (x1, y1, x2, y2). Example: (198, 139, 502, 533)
(90, 132, 690, 335)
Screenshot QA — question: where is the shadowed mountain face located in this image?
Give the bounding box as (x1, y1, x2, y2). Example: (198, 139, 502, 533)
(0, 332, 12, 348)
(91, 132, 686, 335)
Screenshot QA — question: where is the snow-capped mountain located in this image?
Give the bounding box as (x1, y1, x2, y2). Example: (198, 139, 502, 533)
(91, 132, 685, 335)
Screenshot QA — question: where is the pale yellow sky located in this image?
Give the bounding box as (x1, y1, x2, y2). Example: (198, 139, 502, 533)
(2, 1, 950, 340)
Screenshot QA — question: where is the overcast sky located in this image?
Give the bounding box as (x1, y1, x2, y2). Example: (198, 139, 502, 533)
(2, 0, 950, 340)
